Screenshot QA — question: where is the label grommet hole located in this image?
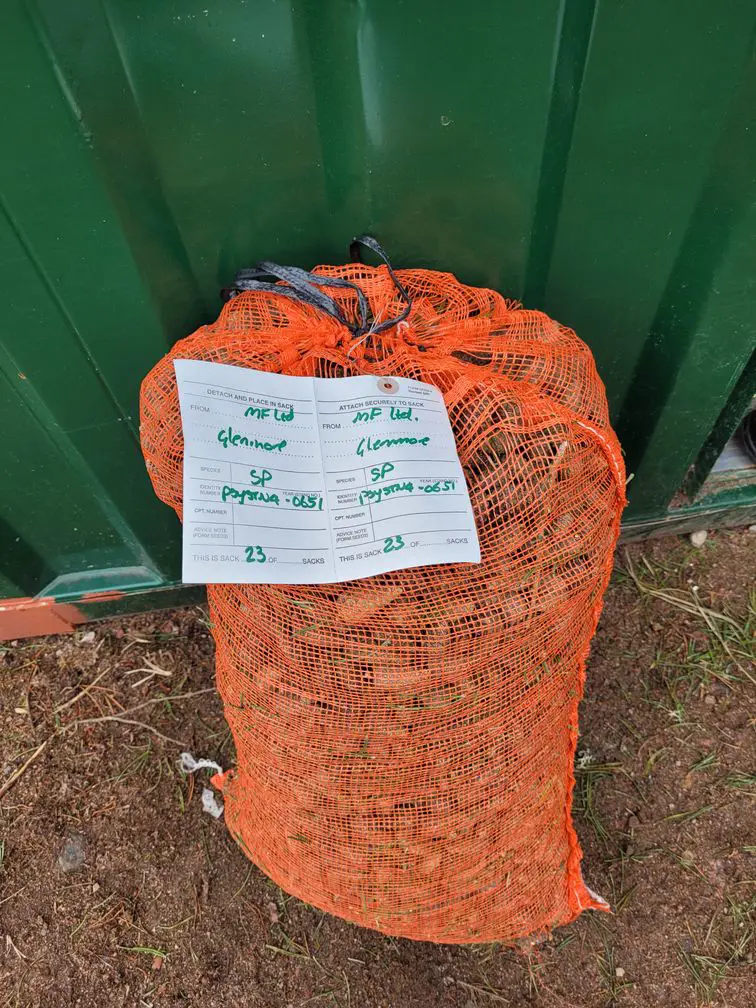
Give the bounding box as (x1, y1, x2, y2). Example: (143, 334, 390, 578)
(377, 377, 399, 394)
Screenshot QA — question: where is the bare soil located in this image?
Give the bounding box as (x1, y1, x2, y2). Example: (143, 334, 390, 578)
(1, 530, 754, 1008)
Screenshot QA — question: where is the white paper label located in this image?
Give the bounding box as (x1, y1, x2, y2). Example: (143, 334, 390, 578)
(174, 359, 481, 584)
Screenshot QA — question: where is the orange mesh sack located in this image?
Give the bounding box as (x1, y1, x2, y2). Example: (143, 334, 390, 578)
(140, 239, 626, 943)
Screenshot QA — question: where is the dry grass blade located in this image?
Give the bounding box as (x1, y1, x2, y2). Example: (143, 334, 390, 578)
(455, 979, 510, 1003)
(0, 739, 50, 801)
(679, 896, 755, 1004)
(52, 668, 111, 715)
(124, 656, 174, 689)
(64, 687, 216, 747)
(1, 687, 216, 799)
(623, 550, 756, 687)
(687, 589, 755, 687)
(0, 886, 27, 909)
(90, 717, 189, 748)
(5, 934, 26, 960)
(623, 551, 739, 625)
(71, 688, 215, 728)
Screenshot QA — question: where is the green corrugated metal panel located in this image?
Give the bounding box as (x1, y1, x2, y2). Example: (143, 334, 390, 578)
(1, 0, 755, 620)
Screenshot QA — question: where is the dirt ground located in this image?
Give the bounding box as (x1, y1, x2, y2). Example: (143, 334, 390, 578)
(1, 530, 754, 1008)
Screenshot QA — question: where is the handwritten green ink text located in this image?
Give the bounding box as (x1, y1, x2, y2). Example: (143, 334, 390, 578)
(352, 406, 414, 424)
(222, 485, 280, 507)
(360, 482, 414, 506)
(244, 405, 294, 422)
(370, 463, 395, 482)
(217, 426, 287, 452)
(422, 479, 456, 493)
(249, 468, 273, 487)
(356, 434, 430, 458)
(291, 494, 324, 510)
(383, 535, 405, 553)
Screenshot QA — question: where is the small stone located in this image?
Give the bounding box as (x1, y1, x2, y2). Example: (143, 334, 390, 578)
(615, 967, 625, 978)
(689, 529, 708, 547)
(748, 524, 756, 533)
(152, 955, 163, 971)
(78, 630, 96, 644)
(704, 694, 717, 706)
(58, 833, 86, 872)
(266, 900, 280, 924)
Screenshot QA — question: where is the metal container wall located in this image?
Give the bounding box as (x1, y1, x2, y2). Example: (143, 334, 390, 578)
(1, 0, 754, 628)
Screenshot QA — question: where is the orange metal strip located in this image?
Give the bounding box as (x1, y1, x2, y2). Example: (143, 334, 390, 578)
(0, 596, 87, 640)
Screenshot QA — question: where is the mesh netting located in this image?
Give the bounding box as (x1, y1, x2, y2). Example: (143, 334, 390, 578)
(140, 258, 625, 943)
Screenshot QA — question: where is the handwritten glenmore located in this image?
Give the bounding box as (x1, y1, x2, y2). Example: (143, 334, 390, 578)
(216, 427, 287, 452)
(355, 434, 430, 458)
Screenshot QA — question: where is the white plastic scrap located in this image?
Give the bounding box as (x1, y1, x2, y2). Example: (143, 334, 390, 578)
(201, 787, 225, 819)
(180, 751, 225, 819)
